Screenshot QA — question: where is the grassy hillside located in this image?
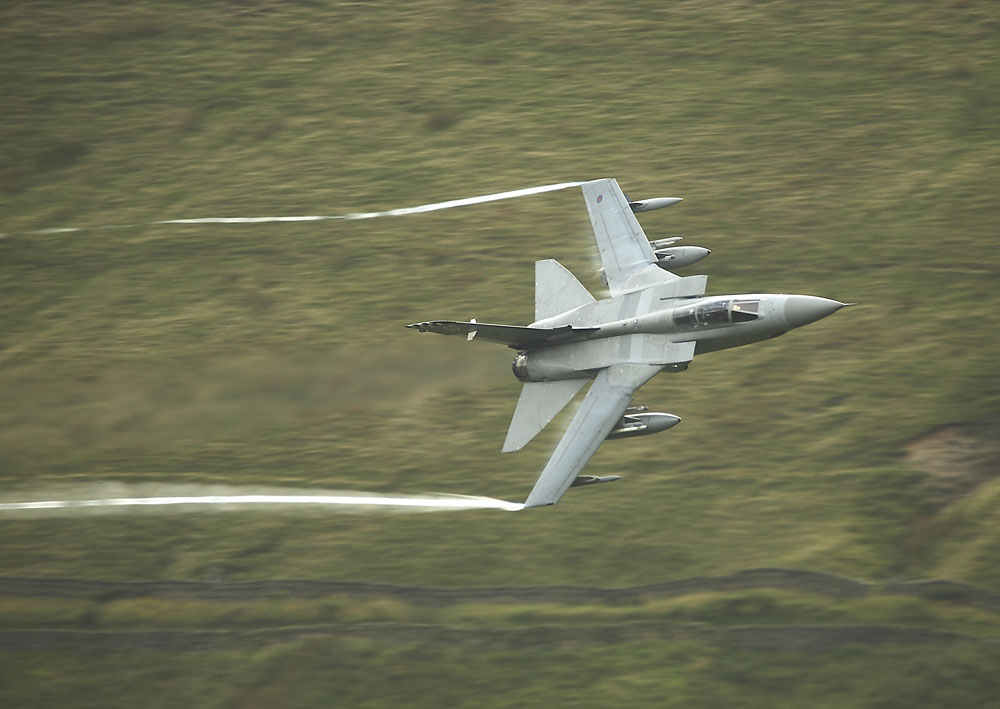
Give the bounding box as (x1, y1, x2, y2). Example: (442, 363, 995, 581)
(2, 576, 1000, 708)
(2, 1, 999, 706)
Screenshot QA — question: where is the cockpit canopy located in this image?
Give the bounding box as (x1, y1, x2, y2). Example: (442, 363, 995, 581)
(673, 299, 760, 328)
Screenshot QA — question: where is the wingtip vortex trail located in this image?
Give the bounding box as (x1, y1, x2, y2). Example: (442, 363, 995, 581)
(0, 491, 526, 514)
(7, 180, 587, 237)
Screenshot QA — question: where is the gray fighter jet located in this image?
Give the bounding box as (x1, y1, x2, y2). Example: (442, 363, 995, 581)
(409, 178, 846, 508)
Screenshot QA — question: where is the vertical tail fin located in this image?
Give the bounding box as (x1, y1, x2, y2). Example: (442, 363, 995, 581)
(535, 259, 596, 321)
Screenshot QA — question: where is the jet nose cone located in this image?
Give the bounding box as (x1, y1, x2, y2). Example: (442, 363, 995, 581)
(783, 296, 846, 329)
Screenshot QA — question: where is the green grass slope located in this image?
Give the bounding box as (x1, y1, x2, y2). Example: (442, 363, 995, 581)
(2, 1, 999, 706)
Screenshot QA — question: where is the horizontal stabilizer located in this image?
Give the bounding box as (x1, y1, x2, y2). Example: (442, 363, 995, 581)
(503, 378, 588, 453)
(407, 320, 598, 349)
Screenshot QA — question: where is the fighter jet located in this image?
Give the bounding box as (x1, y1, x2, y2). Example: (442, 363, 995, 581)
(408, 178, 846, 508)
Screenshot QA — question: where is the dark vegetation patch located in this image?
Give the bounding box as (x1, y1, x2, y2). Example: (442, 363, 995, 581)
(0, 622, 992, 653)
(34, 141, 90, 172)
(0, 166, 29, 195)
(0, 568, 870, 604)
(97, 20, 168, 43)
(424, 108, 463, 132)
(2, 568, 998, 612)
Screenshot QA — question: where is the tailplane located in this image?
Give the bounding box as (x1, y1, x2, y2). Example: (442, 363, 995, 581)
(502, 378, 588, 452)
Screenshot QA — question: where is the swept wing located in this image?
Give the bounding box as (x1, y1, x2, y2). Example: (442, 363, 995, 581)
(581, 178, 681, 296)
(523, 363, 664, 508)
(406, 320, 598, 349)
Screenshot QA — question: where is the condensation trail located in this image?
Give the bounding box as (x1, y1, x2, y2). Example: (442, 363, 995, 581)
(0, 493, 525, 513)
(2, 181, 585, 237)
(339, 180, 584, 220)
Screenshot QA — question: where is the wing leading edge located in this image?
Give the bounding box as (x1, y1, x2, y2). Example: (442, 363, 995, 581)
(522, 363, 664, 508)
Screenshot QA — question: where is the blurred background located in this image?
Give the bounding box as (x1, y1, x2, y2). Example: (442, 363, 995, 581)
(2, 1, 999, 706)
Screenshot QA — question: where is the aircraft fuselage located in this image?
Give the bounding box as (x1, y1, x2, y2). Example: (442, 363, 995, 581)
(515, 292, 843, 382)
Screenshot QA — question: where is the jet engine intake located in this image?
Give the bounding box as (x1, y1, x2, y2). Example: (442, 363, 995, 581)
(607, 412, 681, 439)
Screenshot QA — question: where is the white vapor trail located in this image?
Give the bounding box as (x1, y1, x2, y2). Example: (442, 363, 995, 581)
(3, 181, 584, 237)
(339, 180, 585, 220)
(0, 492, 525, 514)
